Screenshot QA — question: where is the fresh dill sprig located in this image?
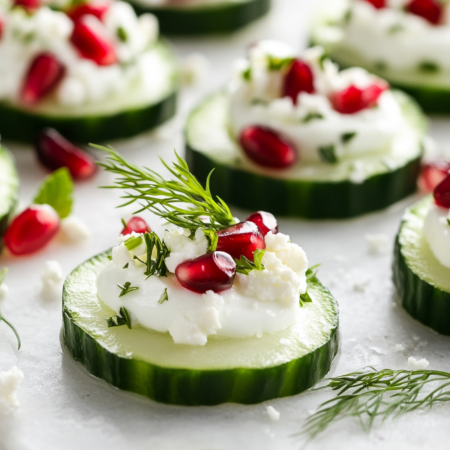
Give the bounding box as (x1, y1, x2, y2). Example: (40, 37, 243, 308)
(117, 282, 139, 297)
(299, 367, 450, 443)
(106, 307, 132, 329)
(0, 268, 21, 350)
(141, 232, 169, 278)
(235, 249, 265, 275)
(299, 264, 319, 307)
(95, 146, 235, 232)
(158, 288, 168, 304)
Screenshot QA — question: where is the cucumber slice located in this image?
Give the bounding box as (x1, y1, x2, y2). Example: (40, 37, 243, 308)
(129, 0, 271, 35)
(393, 196, 450, 335)
(0, 147, 19, 249)
(0, 41, 178, 144)
(62, 252, 339, 405)
(185, 91, 425, 219)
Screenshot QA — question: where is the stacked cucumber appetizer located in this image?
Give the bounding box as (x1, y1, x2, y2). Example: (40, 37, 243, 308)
(62, 149, 338, 405)
(186, 41, 425, 219)
(0, 0, 178, 143)
(311, 0, 450, 114)
(128, 0, 271, 35)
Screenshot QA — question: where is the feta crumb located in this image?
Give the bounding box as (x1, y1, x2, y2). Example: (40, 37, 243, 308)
(408, 357, 429, 369)
(0, 283, 8, 300)
(181, 53, 210, 86)
(41, 260, 64, 300)
(61, 216, 91, 241)
(0, 366, 24, 414)
(365, 233, 388, 254)
(266, 405, 280, 421)
(395, 344, 405, 352)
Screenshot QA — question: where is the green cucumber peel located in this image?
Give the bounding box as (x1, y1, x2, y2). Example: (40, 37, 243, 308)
(33, 167, 74, 219)
(0, 267, 21, 350)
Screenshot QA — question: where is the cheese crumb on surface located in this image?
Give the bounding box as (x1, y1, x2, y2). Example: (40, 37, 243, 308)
(41, 260, 64, 299)
(266, 405, 280, 422)
(365, 233, 388, 254)
(0, 366, 24, 414)
(408, 357, 429, 369)
(61, 216, 91, 241)
(395, 344, 405, 352)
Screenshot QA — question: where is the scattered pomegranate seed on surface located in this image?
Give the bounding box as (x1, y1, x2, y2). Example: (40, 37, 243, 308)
(419, 161, 450, 192)
(216, 221, 265, 261)
(67, 1, 110, 22)
(282, 59, 315, 104)
(239, 126, 297, 169)
(14, 0, 40, 11)
(21, 53, 66, 105)
(360, 0, 385, 8)
(121, 217, 151, 236)
(4, 205, 60, 256)
(246, 211, 278, 237)
(70, 17, 117, 66)
(433, 173, 450, 208)
(35, 128, 97, 180)
(407, 0, 443, 25)
(175, 252, 236, 294)
(332, 81, 388, 114)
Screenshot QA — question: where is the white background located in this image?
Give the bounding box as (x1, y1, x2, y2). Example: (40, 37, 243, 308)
(2, 1, 450, 449)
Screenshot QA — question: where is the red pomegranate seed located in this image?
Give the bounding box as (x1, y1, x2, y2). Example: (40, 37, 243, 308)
(14, 0, 40, 11)
(121, 217, 151, 235)
(282, 59, 315, 104)
(67, 1, 110, 22)
(360, 0, 385, 8)
(239, 126, 297, 169)
(70, 16, 117, 66)
(332, 81, 388, 114)
(246, 211, 278, 237)
(419, 161, 450, 192)
(0, 17, 4, 41)
(21, 53, 66, 105)
(35, 128, 97, 180)
(407, 0, 443, 25)
(433, 173, 450, 208)
(175, 252, 236, 294)
(216, 221, 265, 262)
(4, 205, 60, 256)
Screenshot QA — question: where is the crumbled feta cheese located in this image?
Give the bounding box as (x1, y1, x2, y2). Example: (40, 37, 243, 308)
(266, 405, 280, 421)
(0, 366, 24, 414)
(60, 216, 91, 241)
(408, 357, 429, 369)
(181, 53, 211, 86)
(395, 344, 405, 352)
(0, 283, 8, 300)
(41, 260, 64, 299)
(164, 227, 208, 273)
(365, 233, 388, 254)
(57, 77, 86, 106)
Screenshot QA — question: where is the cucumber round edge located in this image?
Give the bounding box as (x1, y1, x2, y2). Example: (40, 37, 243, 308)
(393, 196, 450, 335)
(184, 91, 424, 220)
(0, 146, 19, 250)
(62, 252, 339, 406)
(129, 0, 271, 35)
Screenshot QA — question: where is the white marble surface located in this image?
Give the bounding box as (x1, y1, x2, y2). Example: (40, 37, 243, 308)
(1, 1, 450, 449)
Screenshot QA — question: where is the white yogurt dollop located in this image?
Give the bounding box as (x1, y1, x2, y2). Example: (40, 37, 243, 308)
(424, 203, 450, 268)
(96, 226, 309, 345)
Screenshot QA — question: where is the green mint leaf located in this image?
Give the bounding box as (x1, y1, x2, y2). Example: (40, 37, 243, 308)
(418, 61, 439, 73)
(158, 288, 168, 304)
(124, 235, 143, 251)
(267, 56, 295, 71)
(318, 145, 338, 164)
(253, 249, 266, 270)
(302, 112, 324, 123)
(117, 281, 139, 297)
(235, 252, 265, 276)
(341, 132, 357, 144)
(203, 229, 218, 252)
(117, 26, 127, 42)
(33, 167, 74, 219)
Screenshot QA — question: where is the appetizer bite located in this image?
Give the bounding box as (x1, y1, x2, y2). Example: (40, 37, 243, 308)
(312, 0, 450, 113)
(0, 0, 177, 143)
(62, 149, 338, 405)
(185, 41, 426, 219)
(0, 147, 18, 249)
(394, 174, 450, 335)
(127, 0, 271, 35)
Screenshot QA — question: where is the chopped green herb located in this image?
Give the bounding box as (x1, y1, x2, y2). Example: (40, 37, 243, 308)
(418, 61, 440, 73)
(242, 67, 251, 81)
(302, 112, 324, 123)
(123, 263, 129, 269)
(138, 232, 170, 278)
(388, 23, 404, 33)
(158, 288, 169, 304)
(318, 145, 338, 164)
(318, 53, 328, 71)
(106, 307, 132, 329)
(342, 8, 352, 25)
(235, 249, 265, 275)
(124, 235, 143, 251)
(121, 218, 127, 228)
(299, 264, 320, 308)
(107, 255, 112, 260)
(373, 60, 387, 72)
(341, 131, 357, 144)
(447, 218, 450, 226)
(117, 281, 139, 297)
(267, 56, 294, 71)
(0, 268, 21, 350)
(203, 229, 218, 252)
(117, 26, 127, 42)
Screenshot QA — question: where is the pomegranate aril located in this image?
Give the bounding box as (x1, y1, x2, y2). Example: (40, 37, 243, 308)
(21, 53, 66, 105)
(4, 205, 60, 256)
(35, 128, 97, 180)
(433, 173, 450, 208)
(407, 0, 443, 25)
(419, 161, 450, 192)
(216, 221, 265, 262)
(70, 16, 117, 66)
(246, 211, 278, 237)
(121, 217, 151, 235)
(360, 0, 385, 8)
(175, 251, 236, 294)
(240, 126, 297, 169)
(14, 0, 40, 11)
(282, 59, 315, 104)
(0, 17, 4, 41)
(67, 1, 110, 22)
(333, 81, 388, 114)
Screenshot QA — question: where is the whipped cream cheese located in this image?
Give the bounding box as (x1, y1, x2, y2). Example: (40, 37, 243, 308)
(228, 40, 405, 164)
(96, 227, 309, 346)
(424, 203, 450, 268)
(0, 0, 160, 106)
